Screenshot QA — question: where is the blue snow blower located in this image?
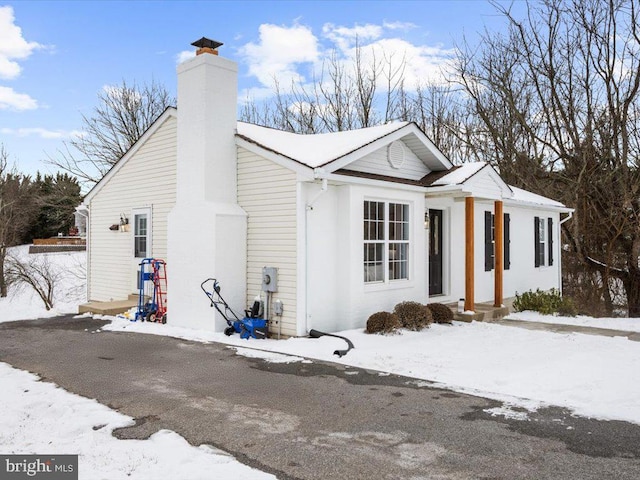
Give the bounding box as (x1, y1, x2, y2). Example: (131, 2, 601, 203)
(200, 278, 268, 339)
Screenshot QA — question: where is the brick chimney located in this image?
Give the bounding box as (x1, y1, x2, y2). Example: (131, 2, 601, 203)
(167, 38, 247, 331)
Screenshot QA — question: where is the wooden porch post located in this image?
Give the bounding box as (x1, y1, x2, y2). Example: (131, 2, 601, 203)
(465, 197, 474, 311)
(494, 200, 504, 307)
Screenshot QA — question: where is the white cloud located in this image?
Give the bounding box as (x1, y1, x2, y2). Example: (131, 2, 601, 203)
(238, 23, 319, 87)
(382, 21, 417, 31)
(175, 50, 195, 64)
(240, 20, 456, 99)
(0, 127, 82, 139)
(322, 23, 384, 53)
(0, 86, 38, 110)
(354, 37, 456, 89)
(238, 86, 278, 104)
(101, 84, 143, 104)
(0, 6, 42, 80)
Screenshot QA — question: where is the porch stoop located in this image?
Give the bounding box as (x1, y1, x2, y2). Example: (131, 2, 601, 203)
(447, 302, 511, 323)
(78, 294, 139, 316)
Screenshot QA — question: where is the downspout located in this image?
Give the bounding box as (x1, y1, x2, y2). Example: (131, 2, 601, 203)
(75, 205, 90, 302)
(558, 211, 574, 295)
(559, 211, 573, 225)
(304, 168, 328, 334)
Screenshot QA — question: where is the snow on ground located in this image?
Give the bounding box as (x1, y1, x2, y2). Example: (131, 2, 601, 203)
(0, 245, 86, 322)
(4, 247, 640, 477)
(508, 310, 640, 333)
(102, 316, 640, 426)
(0, 362, 274, 480)
(0, 248, 274, 479)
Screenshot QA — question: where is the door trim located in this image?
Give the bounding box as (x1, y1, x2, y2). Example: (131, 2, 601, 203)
(429, 208, 444, 296)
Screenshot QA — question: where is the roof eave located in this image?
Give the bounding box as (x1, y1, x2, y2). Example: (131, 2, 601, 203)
(503, 197, 573, 212)
(321, 122, 453, 173)
(236, 135, 314, 177)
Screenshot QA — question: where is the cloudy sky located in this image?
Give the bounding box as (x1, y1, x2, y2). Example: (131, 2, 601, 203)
(0, 1, 522, 176)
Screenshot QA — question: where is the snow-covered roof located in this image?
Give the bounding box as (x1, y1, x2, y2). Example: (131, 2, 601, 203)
(427, 161, 569, 210)
(237, 122, 452, 172)
(431, 162, 487, 186)
(236, 121, 449, 170)
(509, 185, 565, 208)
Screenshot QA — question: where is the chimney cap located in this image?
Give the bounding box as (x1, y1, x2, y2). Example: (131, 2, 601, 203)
(191, 37, 223, 50)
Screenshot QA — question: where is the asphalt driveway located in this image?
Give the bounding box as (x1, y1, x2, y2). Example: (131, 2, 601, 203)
(1, 315, 640, 479)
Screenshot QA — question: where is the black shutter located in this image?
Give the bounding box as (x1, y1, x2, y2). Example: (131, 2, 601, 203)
(534, 216, 541, 267)
(548, 217, 554, 266)
(504, 213, 511, 270)
(485, 211, 494, 271)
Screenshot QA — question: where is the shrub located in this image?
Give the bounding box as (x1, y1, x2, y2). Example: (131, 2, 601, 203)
(427, 303, 454, 324)
(393, 301, 433, 331)
(513, 288, 576, 317)
(557, 296, 578, 317)
(365, 311, 402, 334)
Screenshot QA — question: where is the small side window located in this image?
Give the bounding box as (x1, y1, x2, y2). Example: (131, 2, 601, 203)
(134, 212, 149, 258)
(534, 216, 547, 267)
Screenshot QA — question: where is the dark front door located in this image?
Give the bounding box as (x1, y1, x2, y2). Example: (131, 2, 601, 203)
(429, 209, 443, 296)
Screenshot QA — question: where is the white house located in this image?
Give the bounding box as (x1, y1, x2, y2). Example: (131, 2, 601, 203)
(79, 38, 572, 337)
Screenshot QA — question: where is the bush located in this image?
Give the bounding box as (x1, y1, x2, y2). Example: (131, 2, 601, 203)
(557, 296, 578, 317)
(365, 311, 402, 334)
(427, 303, 454, 324)
(513, 288, 576, 317)
(393, 301, 433, 331)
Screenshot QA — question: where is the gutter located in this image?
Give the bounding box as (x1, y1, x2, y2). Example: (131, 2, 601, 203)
(559, 210, 574, 224)
(558, 210, 574, 295)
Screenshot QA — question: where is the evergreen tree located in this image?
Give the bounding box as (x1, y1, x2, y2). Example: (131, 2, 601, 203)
(27, 173, 82, 241)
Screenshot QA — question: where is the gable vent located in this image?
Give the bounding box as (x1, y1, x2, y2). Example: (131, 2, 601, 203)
(387, 140, 405, 169)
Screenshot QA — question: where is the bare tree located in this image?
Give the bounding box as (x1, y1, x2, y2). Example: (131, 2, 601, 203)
(6, 253, 60, 310)
(0, 146, 37, 297)
(353, 39, 379, 128)
(452, 0, 640, 316)
(239, 43, 413, 134)
(49, 80, 174, 187)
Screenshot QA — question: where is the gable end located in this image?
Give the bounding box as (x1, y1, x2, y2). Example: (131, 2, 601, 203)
(84, 107, 177, 203)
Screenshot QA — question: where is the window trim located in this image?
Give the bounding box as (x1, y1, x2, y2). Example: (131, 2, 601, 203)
(364, 200, 410, 284)
(132, 207, 152, 259)
(534, 216, 553, 268)
(485, 211, 511, 271)
(484, 211, 495, 272)
(547, 217, 554, 266)
(504, 213, 511, 270)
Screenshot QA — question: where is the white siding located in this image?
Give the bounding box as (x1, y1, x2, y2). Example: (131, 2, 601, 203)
(237, 147, 298, 337)
(501, 205, 561, 298)
(425, 197, 563, 307)
(348, 141, 430, 180)
(312, 183, 428, 329)
(88, 116, 177, 301)
(473, 200, 562, 303)
(465, 168, 508, 200)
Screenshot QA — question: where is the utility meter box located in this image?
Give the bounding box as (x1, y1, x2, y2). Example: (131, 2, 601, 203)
(262, 266, 278, 292)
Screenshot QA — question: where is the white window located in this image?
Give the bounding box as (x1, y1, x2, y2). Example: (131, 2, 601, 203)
(133, 210, 150, 258)
(535, 216, 554, 267)
(364, 200, 410, 283)
(364, 201, 385, 282)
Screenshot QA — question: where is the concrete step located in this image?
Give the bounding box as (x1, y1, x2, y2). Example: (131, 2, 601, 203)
(447, 302, 511, 323)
